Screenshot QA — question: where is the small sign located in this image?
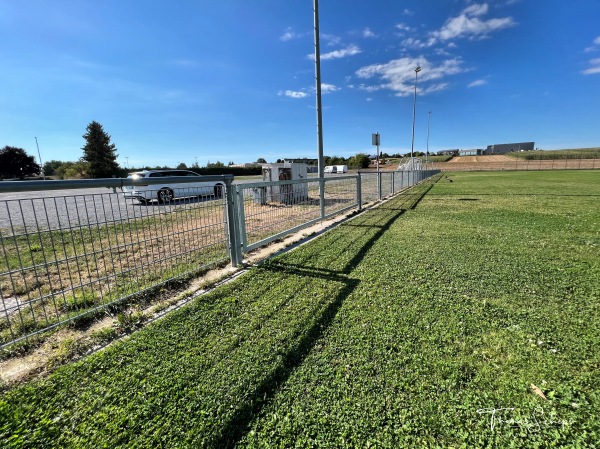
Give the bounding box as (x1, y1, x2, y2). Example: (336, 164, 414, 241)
(372, 133, 380, 146)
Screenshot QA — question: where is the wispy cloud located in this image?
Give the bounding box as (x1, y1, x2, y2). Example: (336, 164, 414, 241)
(280, 26, 302, 42)
(363, 28, 377, 38)
(322, 33, 342, 46)
(468, 79, 487, 87)
(308, 45, 361, 61)
(356, 57, 465, 96)
(279, 90, 308, 99)
(321, 83, 340, 94)
(395, 23, 413, 33)
(584, 35, 600, 52)
(430, 3, 516, 43)
(582, 37, 600, 74)
(582, 58, 600, 75)
(278, 83, 339, 98)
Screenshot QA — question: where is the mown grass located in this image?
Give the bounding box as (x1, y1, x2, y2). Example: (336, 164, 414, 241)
(1, 171, 599, 447)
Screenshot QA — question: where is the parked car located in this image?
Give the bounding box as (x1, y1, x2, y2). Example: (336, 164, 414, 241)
(122, 170, 225, 204)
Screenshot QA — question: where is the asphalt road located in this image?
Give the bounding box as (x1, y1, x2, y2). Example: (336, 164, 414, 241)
(0, 175, 344, 234)
(0, 182, 267, 235)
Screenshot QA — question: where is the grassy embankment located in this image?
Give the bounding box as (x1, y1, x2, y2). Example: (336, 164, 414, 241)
(1, 171, 599, 448)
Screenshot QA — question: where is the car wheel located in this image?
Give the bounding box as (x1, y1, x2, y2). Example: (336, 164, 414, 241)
(158, 188, 174, 204)
(214, 184, 223, 198)
(138, 198, 149, 205)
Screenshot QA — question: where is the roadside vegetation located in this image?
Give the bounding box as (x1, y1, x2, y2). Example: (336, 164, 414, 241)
(1, 170, 599, 447)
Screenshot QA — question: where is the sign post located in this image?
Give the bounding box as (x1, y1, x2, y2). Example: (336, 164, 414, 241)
(372, 133, 381, 200)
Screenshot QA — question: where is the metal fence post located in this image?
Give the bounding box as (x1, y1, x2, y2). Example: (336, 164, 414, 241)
(320, 177, 326, 220)
(357, 173, 362, 210)
(225, 178, 240, 267)
(235, 184, 248, 254)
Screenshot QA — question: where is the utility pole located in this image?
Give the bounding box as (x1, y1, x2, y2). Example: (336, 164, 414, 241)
(410, 66, 421, 163)
(313, 0, 325, 219)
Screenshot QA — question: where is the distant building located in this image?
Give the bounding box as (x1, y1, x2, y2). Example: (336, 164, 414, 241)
(459, 149, 484, 156)
(486, 142, 535, 154)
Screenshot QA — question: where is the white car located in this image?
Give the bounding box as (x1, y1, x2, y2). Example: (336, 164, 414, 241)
(122, 170, 225, 204)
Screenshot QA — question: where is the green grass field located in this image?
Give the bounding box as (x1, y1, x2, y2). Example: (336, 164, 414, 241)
(1, 170, 599, 448)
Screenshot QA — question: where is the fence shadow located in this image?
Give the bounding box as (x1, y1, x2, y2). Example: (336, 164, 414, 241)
(210, 197, 411, 447)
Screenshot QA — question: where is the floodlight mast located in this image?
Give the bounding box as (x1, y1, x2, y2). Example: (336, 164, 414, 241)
(410, 66, 421, 161)
(35, 137, 44, 180)
(314, 0, 325, 219)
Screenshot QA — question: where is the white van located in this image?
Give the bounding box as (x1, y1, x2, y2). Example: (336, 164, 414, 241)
(122, 170, 225, 204)
(324, 166, 337, 174)
(336, 165, 348, 173)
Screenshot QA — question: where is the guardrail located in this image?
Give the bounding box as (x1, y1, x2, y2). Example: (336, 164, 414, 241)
(0, 170, 439, 349)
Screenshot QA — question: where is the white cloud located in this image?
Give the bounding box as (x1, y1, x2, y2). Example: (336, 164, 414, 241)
(429, 3, 516, 45)
(322, 33, 342, 46)
(396, 23, 413, 33)
(582, 58, 600, 75)
(403, 8, 413, 16)
(279, 90, 308, 99)
(280, 27, 297, 42)
(309, 45, 362, 61)
(463, 3, 489, 17)
(356, 57, 465, 96)
(321, 83, 340, 94)
(468, 79, 487, 87)
(585, 36, 600, 52)
(363, 28, 377, 38)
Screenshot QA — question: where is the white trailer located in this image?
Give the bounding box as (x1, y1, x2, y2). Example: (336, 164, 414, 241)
(336, 165, 348, 173)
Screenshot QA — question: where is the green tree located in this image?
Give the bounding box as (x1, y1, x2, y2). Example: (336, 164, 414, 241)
(55, 161, 90, 179)
(348, 153, 370, 169)
(176, 162, 188, 169)
(256, 158, 267, 164)
(0, 146, 41, 179)
(81, 121, 120, 178)
(43, 160, 65, 176)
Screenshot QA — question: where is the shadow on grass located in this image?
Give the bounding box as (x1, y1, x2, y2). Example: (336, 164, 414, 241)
(210, 190, 423, 447)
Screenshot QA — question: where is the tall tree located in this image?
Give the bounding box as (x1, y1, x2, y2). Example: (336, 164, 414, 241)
(0, 146, 41, 179)
(81, 121, 120, 178)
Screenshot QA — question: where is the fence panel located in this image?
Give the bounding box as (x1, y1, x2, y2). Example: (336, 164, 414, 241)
(1, 171, 443, 348)
(237, 176, 359, 253)
(0, 177, 231, 349)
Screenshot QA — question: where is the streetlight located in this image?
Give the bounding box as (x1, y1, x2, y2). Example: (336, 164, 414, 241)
(426, 111, 431, 170)
(410, 66, 421, 162)
(35, 137, 44, 179)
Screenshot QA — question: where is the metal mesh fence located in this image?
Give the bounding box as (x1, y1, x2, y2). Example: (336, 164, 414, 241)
(0, 184, 229, 348)
(0, 171, 441, 348)
(236, 176, 358, 252)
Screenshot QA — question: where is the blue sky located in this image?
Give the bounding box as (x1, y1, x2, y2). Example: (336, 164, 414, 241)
(1, 0, 599, 167)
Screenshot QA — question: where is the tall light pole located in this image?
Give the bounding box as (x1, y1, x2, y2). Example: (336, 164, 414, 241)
(410, 66, 421, 162)
(426, 111, 431, 170)
(313, 0, 325, 219)
(35, 137, 44, 179)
